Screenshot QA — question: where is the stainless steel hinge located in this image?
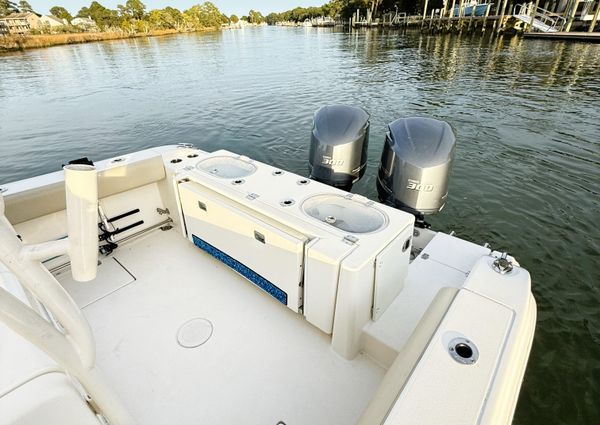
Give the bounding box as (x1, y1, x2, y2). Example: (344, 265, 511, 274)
(177, 143, 194, 149)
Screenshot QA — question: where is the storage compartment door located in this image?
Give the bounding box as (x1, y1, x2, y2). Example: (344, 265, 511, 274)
(373, 229, 412, 320)
(178, 181, 306, 312)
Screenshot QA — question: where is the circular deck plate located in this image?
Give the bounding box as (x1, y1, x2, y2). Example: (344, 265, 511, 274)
(177, 318, 213, 348)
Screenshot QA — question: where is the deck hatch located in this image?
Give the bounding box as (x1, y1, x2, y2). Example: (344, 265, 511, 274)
(192, 234, 288, 305)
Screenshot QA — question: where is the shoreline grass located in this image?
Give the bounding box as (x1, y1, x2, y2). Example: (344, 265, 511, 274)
(0, 29, 212, 53)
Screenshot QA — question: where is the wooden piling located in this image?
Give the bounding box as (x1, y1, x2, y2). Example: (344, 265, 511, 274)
(458, 0, 465, 32)
(429, 9, 435, 31)
(565, 0, 578, 32)
(448, 0, 457, 31)
(422, 0, 430, 29)
(590, 0, 600, 32)
(468, 2, 476, 31)
(492, 0, 502, 31)
(482, 3, 492, 33)
(497, 0, 509, 33)
(525, 0, 541, 32)
(438, 1, 448, 31)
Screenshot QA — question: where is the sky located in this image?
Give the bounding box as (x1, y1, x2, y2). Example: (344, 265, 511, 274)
(29, 0, 325, 17)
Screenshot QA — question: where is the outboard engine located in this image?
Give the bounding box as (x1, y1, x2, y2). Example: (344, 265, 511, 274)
(377, 117, 456, 227)
(308, 105, 370, 191)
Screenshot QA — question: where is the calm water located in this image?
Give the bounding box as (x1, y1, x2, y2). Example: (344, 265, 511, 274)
(1, 27, 599, 424)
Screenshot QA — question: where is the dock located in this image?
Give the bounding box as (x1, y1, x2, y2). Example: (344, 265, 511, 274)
(523, 31, 600, 41)
(348, 1, 600, 38)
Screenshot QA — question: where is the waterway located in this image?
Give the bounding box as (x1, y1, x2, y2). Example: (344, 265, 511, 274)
(1, 27, 599, 425)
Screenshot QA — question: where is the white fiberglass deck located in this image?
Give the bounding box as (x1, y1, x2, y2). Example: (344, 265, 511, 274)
(56, 228, 385, 425)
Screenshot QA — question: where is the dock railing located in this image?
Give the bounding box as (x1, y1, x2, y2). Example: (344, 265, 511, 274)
(392, 12, 408, 25)
(513, 3, 566, 32)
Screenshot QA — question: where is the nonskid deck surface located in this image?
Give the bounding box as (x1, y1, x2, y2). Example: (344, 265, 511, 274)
(56, 229, 385, 425)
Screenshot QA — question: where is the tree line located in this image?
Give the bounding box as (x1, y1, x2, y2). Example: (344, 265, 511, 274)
(0, 0, 239, 33)
(0, 0, 34, 16)
(264, 0, 440, 24)
(1, 0, 441, 32)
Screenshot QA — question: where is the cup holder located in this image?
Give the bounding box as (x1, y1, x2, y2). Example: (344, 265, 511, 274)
(402, 237, 412, 252)
(448, 337, 479, 365)
(272, 170, 284, 176)
(187, 154, 199, 158)
(297, 179, 310, 185)
(280, 198, 295, 207)
(232, 179, 245, 185)
(171, 158, 182, 164)
(455, 343, 473, 358)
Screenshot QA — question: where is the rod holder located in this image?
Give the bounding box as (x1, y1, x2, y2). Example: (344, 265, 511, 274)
(64, 164, 98, 282)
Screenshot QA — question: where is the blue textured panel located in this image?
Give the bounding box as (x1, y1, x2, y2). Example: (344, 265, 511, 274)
(192, 234, 288, 306)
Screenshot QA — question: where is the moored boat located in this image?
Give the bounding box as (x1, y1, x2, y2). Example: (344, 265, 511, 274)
(314, 16, 336, 27)
(454, 2, 494, 16)
(0, 107, 536, 425)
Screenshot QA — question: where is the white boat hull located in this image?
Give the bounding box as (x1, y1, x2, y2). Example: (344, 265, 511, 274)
(0, 145, 536, 425)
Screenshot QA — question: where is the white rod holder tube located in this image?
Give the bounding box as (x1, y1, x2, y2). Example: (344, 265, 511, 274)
(64, 164, 98, 282)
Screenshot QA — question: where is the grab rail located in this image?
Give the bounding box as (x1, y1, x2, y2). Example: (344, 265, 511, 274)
(0, 191, 135, 424)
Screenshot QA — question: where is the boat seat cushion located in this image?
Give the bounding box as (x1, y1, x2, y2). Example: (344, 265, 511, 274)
(0, 373, 99, 425)
(357, 287, 459, 425)
(4, 155, 166, 225)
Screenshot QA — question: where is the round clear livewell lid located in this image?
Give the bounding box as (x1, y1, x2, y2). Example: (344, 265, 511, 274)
(301, 194, 387, 234)
(196, 156, 257, 179)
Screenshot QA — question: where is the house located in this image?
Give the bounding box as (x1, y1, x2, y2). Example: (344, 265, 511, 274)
(40, 15, 67, 27)
(0, 20, 8, 36)
(0, 12, 42, 35)
(71, 17, 98, 31)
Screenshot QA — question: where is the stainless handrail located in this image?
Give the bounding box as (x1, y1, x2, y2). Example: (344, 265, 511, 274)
(513, 2, 566, 32)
